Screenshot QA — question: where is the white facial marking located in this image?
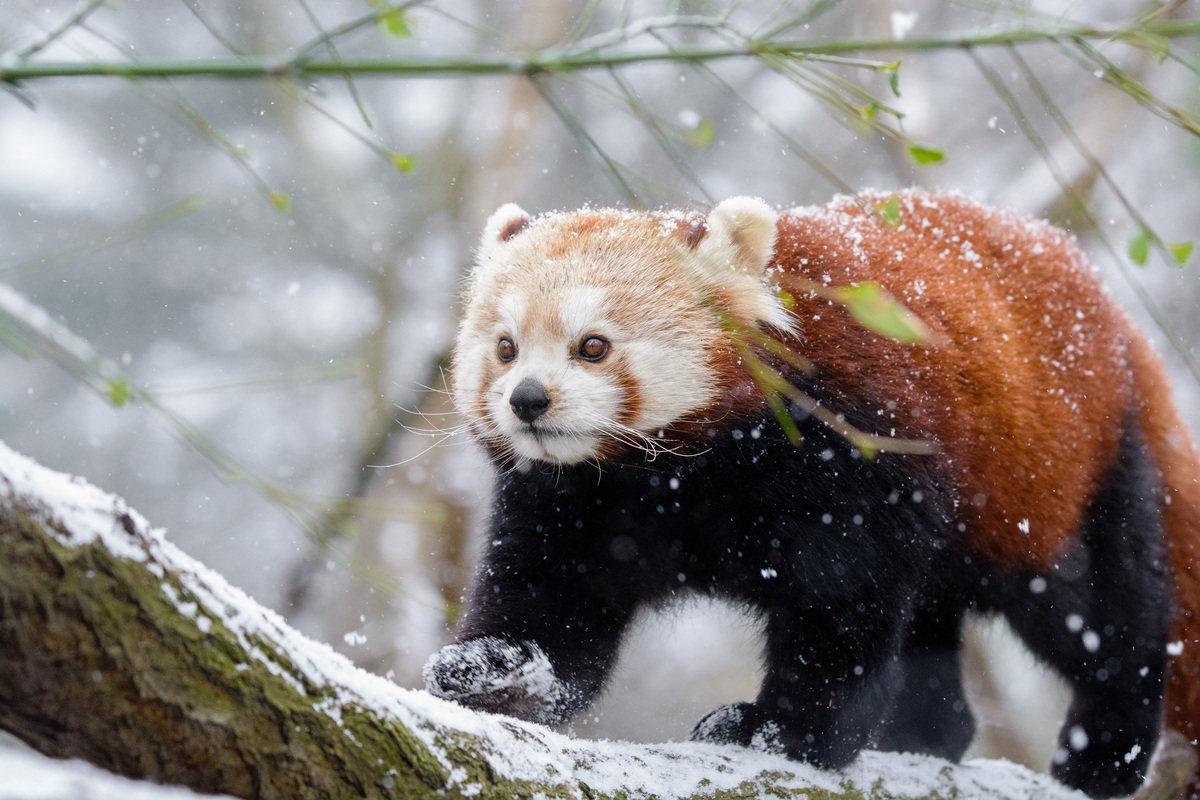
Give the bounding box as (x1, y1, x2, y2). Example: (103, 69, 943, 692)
(495, 292, 526, 338)
(557, 285, 609, 340)
(471, 283, 622, 464)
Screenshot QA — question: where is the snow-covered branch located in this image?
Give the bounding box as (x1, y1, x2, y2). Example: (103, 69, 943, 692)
(0, 441, 1176, 799)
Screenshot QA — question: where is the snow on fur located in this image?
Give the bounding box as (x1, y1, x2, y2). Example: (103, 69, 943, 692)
(0, 440, 1090, 799)
(422, 636, 565, 715)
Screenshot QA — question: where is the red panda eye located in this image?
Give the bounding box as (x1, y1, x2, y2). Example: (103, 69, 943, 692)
(579, 335, 609, 362)
(497, 337, 517, 363)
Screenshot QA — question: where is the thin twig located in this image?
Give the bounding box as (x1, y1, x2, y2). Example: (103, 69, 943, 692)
(971, 48, 1200, 385)
(531, 76, 640, 204)
(295, 0, 374, 129)
(179, 0, 242, 55)
(0, 194, 204, 281)
(13, 0, 107, 63)
(690, 60, 858, 196)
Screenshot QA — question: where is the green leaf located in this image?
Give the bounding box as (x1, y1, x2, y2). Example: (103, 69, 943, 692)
(377, 7, 412, 39)
(389, 152, 416, 173)
(268, 191, 292, 214)
(885, 62, 901, 97)
(1167, 240, 1194, 267)
(836, 282, 931, 343)
(876, 195, 902, 229)
(907, 143, 945, 166)
(765, 390, 804, 448)
(1128, 225, 1151, 265)
(107, 377, 132, 407)
(684, 117, 716, 149)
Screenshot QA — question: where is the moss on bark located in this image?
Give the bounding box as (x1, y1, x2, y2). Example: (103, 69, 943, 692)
(0, 446, 1191, 800)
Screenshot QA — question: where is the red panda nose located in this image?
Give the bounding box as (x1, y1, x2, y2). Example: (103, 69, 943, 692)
(510, 378, 551, 423)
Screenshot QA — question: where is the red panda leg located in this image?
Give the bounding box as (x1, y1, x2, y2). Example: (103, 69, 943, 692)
(997, 419, 1170, 799)
(875, 602, 973, 760)
(691, 601, 908, 768)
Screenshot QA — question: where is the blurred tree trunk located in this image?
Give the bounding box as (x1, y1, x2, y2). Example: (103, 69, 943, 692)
(0, 444, 1192, 800)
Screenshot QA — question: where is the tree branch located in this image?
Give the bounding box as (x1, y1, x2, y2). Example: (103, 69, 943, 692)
(3, 19, 1199, 84)
(0, 441, 1170, 799)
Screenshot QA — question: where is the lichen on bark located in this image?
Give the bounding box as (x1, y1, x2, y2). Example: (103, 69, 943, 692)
(0, 442, 1188, 800)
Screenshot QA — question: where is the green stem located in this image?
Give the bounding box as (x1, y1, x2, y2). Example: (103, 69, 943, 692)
(5, 20, 1200, 83)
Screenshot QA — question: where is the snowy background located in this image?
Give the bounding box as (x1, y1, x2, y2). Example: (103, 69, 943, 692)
(1, 0, 1198, 788)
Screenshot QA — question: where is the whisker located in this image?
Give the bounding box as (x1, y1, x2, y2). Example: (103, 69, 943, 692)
(393, 404, 463, 417)
(370, 434, 460, 468)
(397, 419, 471, 438)
(599, 420, 694, 460)
(413, 380, 454, 398)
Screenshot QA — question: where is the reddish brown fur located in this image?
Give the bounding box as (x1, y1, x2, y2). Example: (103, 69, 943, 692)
(456, 191, 1200, 784)
(767, 194, 1133, 569)
(698, 190, 1200, 766)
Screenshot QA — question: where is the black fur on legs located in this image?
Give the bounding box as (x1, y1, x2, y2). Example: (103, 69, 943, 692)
(427, 405, 951, 764)
(981, 415, 1171, 798)
(424, 402, 1173, 798)
(875, 596, 974, 761)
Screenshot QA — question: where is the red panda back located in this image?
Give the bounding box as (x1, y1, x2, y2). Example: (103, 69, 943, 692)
(772, 189, 1200, 777)
(772, 191, 1138, 570)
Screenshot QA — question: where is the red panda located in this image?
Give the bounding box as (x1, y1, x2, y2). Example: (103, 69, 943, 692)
(424, 189, 1200, 799)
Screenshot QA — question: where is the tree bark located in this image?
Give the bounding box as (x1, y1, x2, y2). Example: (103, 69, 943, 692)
(0, 442, 1189, 799)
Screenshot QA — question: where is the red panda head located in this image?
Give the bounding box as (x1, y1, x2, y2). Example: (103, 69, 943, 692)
(452, 197, 795, 466)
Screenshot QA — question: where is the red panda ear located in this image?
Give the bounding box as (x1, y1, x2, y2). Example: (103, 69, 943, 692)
(690, 197, 792, 332)
(695, 196, 778, 277)
(469, 204, 532, 287)
(479, 203, 531, 258)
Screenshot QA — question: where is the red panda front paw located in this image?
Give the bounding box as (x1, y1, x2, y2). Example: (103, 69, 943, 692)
(422, 636, 566, 725)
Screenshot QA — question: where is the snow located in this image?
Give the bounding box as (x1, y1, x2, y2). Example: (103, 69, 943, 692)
(0, 744, 235, 800)
(0, 439, 1092, 799)
(0, 429, 148, 563)
(890, 10, 918, 39)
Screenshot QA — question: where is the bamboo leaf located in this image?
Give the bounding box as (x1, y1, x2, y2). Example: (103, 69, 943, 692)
(836, 282, 931, 343)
